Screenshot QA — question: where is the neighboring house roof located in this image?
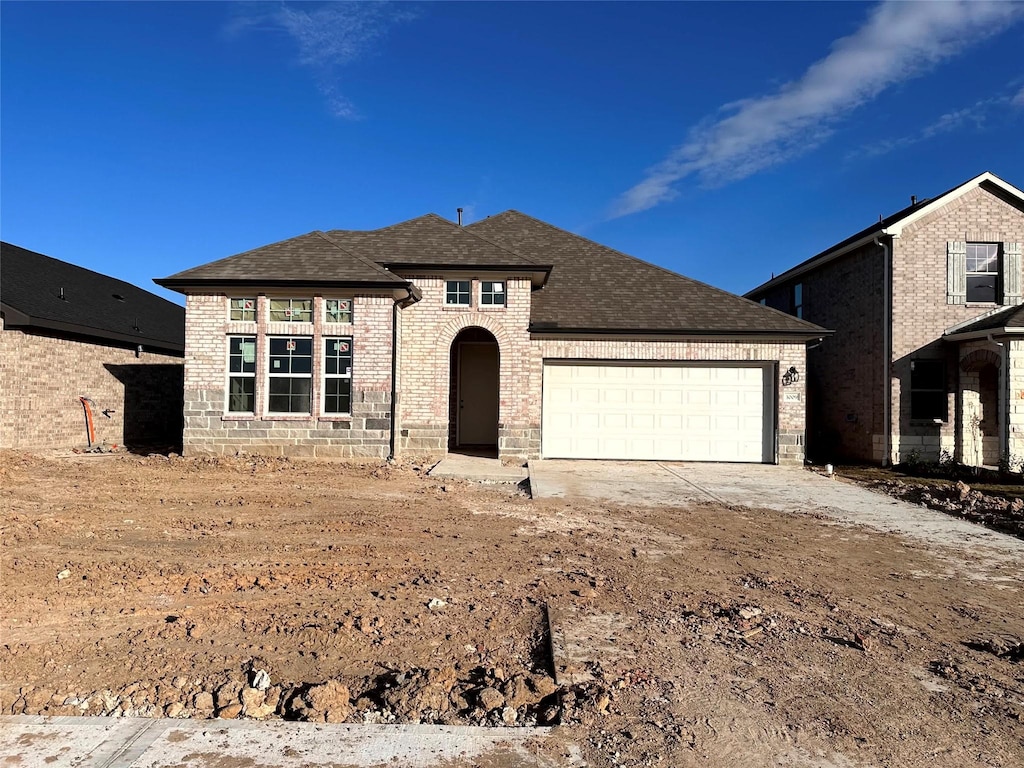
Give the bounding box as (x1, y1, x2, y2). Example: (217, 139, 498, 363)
(467, 210, 826, 336)
(1, 242, 184, 353)
(745, 171, 1024, 298)
(943, 304, 1024, 340)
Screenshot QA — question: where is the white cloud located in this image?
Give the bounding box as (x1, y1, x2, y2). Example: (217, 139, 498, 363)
(611, 0, 1024, 218)
(227, 2, 414, 119)
(1013, 85, 1024, 108)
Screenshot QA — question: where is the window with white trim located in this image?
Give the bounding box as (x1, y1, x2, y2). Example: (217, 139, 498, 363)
(229, 298, 256, 322)
(269, 298, 312, 323)
(445, 280, 470, 306)
(323, 337, 353, 415)
(267, 336, 312, 414)
(965, 243, 1000, 303)
(481, 281, 505, 306)
(227, 336, 256, 413)
(325, 298, 353, 324)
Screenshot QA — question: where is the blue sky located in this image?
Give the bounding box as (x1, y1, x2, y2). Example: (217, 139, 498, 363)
(3, 1, 1023, 305)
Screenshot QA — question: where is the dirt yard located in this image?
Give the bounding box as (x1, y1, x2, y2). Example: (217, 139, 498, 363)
(1, 452, 1022, 767)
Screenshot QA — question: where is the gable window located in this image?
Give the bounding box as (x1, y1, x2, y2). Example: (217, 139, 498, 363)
(965, 243, 1000, 303)
(480, 281, 506, 306)
(269, 298, 312, 323)
(326, 298, 352, 324)
(230, 298, 256, 322)
(910, 360, 946, 421)
(227, 336, 256, 413)
(267, 336, 312, 414)
(792, 283, 803, 319)
(323, 337, 353, 415)
(445, 280, 470, 306)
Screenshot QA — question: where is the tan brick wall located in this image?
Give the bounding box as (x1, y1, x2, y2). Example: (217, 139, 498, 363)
(891, 187, 1024, 463)
(1008, 339, 1024, 463)
(182, 293, 394, 458)
(0, 315, 183, 450)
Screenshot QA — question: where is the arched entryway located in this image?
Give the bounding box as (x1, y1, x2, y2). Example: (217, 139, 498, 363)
(960, 349, 1002, 467)
(449, 327, 500, 454)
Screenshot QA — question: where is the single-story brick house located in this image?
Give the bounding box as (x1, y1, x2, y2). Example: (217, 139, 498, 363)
(1, 242, 185, 450)
(746, 171, 1024, 468)
(156, 211, 827, 464)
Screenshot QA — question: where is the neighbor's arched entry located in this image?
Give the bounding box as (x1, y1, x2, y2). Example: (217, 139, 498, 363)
(449, 327, 500, 452)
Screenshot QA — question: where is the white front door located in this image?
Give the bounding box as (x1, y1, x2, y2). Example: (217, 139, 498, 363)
(542, 362, 772, 462)
(458, 342, 499, 445)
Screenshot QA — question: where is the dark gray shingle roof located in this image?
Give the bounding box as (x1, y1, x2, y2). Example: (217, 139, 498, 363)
(946, 305, 1024, 336)
(467, 211, 827, 335)
(1, 242, 184, 353)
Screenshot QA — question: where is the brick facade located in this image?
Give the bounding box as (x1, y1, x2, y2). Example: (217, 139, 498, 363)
(0, 315, 183, 450)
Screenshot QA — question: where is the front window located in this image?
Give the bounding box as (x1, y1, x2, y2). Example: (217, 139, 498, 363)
(326, 299, 352, 324)
(229, 298, 256, 322)
(792, 283, 803, 319)
(269, 298, 312, 323)
(323, 337, 353, 415)
(481, 281, 506, 306)
(910, 360, 946, 421)
(966, 243, 1000, 303)
(445, 280, 470, 306)
(227, 336, 256, 413)
(267, 336, 312, 414)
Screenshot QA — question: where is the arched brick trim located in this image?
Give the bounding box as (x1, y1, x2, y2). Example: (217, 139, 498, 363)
(438, 313, 512, 350)
(959, 348, 1001, 372)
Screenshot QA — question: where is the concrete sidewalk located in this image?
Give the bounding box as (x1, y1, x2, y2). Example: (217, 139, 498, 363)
(0, 715, 576, 768)
(428, 453, 528, 484)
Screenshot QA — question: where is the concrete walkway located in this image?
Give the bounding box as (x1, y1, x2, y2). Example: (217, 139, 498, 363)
(529, 460, 1023, 571)
(0, 715, 572, 768)
(428, 453, 528, 484)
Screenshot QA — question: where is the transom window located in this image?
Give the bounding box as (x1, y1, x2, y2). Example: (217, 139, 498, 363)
(267, 336, 312, 414)
(966, 243, 1000, 303)
(445, 280, 470, 306)
(323, 337, 353, 415)
(326, 298, 353, 324)
(229, 298, 256, 322)
(269, 298, 312, 323)
(910, 360, 946, 421)
(227, 336, 256, 413)
(481, 281, 506, 306)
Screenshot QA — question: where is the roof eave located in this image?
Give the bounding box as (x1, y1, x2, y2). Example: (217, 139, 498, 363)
(154, 277, 409, 293)
(529, 325, 831, 340)
(1, 303, 184, 354)
(745, 230, 889, 297)
(943, 327, 1024, 342)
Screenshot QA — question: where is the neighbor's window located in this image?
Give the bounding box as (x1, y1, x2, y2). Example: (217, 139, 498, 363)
(267, 336, 312, 414)
(792, 283, 803, 319)
(323, 337, 353, 415)
(910, 360, 946, 421)
(227, 336, 256, 413)
(269, 298, 312, 323)
(229, 298, 256, 322)
(966, 243, 1001, 303)
(325, 298, 353, 324)
(445, 280, 470, 306)
(480, 281, 506, 306)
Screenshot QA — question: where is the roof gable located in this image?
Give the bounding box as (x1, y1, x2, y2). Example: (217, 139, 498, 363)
(1, 242, 184, 352)
(468, 211, 826, 336)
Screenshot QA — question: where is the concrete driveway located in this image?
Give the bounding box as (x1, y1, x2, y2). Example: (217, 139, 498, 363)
(528, 460, 1023, 568)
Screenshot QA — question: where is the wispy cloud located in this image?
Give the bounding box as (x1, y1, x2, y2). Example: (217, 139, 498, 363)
(226, 2, 414, 119)
(851, 88, 1022, 160)
(611, 0, 1024, 218)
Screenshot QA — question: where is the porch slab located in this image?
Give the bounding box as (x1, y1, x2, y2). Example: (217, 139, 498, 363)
(428, 453, 528, 483)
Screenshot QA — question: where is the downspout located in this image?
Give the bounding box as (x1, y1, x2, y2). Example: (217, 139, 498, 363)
(388, 285, 422, 461)
(874, 235, 892, 466)
(987, 333, 1008, 463)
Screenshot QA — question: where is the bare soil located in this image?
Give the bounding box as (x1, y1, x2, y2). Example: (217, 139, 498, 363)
(1, 452, 1023, 767)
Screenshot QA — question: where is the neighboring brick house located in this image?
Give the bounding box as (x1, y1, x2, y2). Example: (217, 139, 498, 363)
(746, 172, 1024, 468)
(156, 212, 826, 464)
(1, 242, 185, 450)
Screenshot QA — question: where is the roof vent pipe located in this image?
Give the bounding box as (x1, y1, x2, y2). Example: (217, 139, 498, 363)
(910, 195, 917, 205)
(457, 208, 463, 226)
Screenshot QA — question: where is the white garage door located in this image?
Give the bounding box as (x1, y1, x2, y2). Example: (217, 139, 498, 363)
(542, 362, 772, 462)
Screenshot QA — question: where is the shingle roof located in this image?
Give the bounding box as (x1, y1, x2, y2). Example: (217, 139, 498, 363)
(944, 304, 1024, 336)
(156, 231, 406, 288)
(1, 242, 184, 353)
(467, 211, 826, 335)
(327, 214, 546, 269)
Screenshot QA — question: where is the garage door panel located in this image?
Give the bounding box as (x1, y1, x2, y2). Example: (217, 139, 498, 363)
(543, 362, 771, 462)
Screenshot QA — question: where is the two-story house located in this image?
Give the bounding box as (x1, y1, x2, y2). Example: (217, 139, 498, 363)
(746, 172, 1024, 468)
(156, 211, 825, 464)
